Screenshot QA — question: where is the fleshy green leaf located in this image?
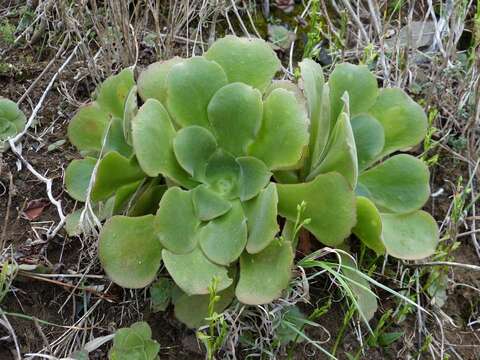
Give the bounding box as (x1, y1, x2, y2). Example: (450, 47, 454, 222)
(381, 210, 439, 260)
(307, 110, 358, 188)
(64, 200, 114, 237)
(67, 103, 108, 153)
(113, 181, 142, 214)
(91, 151, 144, 201)
(352, 197, 385, 255)
(273, 170, 299, 184)
(243, 183, 279, 254)
(299, 59, 330, 170)
(204, 150, 240, 199)
(65, 157, 96, 202)
(329, 63, 379, 123)
(248, 88, 308, 170)
(369, 88, 427, 156)
(198, 201, 247, 265)
(166, 56, 228, 128)
(173, 126, 217, 181)
(0, 97, 25, 140)
(96, 68, 135, 118)
(266, 80, 307, 115)
(341, 254, 378, 322)
(236, 239, 293, 305)
(123, 85, 138, 146)
(277, 172, 356, 246)
(205, 35, 281, 92)
(132, 99, 196, 187)
(68, 107, 132, 157)
(154, 187, 199, 254)
(137, 57, 183, 103)
(162, 247, 232, 295)
(237, 156, 272, 201)
(104, 117, 133, 158)
(129, 184, 167, 217)
(276, 306, 309, 345)
(64, 208, 84, 237)
(358, 154, 430, 213)
(351, 114, 385, 171)
(98, 215, 162, 288)
(174, 285, 235, 329)
(192, 184, 232, 221)
(109, 321, 160, 360)
(208, 82, 262, 156)
(150, 278, 174, 312)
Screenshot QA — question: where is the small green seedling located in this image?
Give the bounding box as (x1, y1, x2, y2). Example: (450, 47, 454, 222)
(109, 322, 160, 360)
(64, 35, 439, 328)
(0, 97, 25, 152)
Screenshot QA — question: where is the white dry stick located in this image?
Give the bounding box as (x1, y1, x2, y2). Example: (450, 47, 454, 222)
(340, 0, 369, 44)
(229, 0, 251, 38)
(78, 118, 116, 236)
(365, 0, 390, 83)
(288, 0, 313, 75)
(9, 43, 81, 239)
(0, 310, 21, 360)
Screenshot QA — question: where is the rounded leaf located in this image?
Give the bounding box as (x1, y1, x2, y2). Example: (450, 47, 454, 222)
(0, 97, 26, 140)
(381, 210, 439, 260)
(192, 184, 232, 221)
(208, 82, 263, 156)
(132, 99, 196, 187)
(204, 150, 240, 199)
(174, 285, 235, 329)
(237, 157, 272, 201)
(266, 80, 307, 115)
(98, 215, 162, 288)
(96, 68, 135, 118)
(205, 35, 281, 92)
(65, 157, 96, 202)
(352, 197, 385, 255)
(329, 63, 379, 123)
(369, 88, 428, 156)
(173, 126, 217, 180)
(154, 187, 199, 254)
(358, 154, 430, 213)
(351, 114, 385, 171)
(137, 57, 183, 103)
(236, 239, 293, 305)
(248, 88, 308, 170)
(162, 247, 233, 295)
(243, 183, 279, 254)
(166, 56, 228, 128)
(91, 151, 145, 201)
(67, 103, 108, 153)
(277, 172, 356, 246)
(198, 201, 247, 265)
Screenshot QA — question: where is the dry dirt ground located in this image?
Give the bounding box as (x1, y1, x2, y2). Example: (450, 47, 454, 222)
(0, 1, 479, 359)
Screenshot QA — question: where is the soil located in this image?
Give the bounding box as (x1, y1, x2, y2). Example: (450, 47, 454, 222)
(0, 3, 479, 360)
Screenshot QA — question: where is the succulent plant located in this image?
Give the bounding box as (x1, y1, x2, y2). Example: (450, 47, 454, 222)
(64, 35, 439, 327)
(280, 60, 439, 322)
(286, 60, 439, 262)
(0, 97, 26, 152)
(109, 322, 160, 360)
